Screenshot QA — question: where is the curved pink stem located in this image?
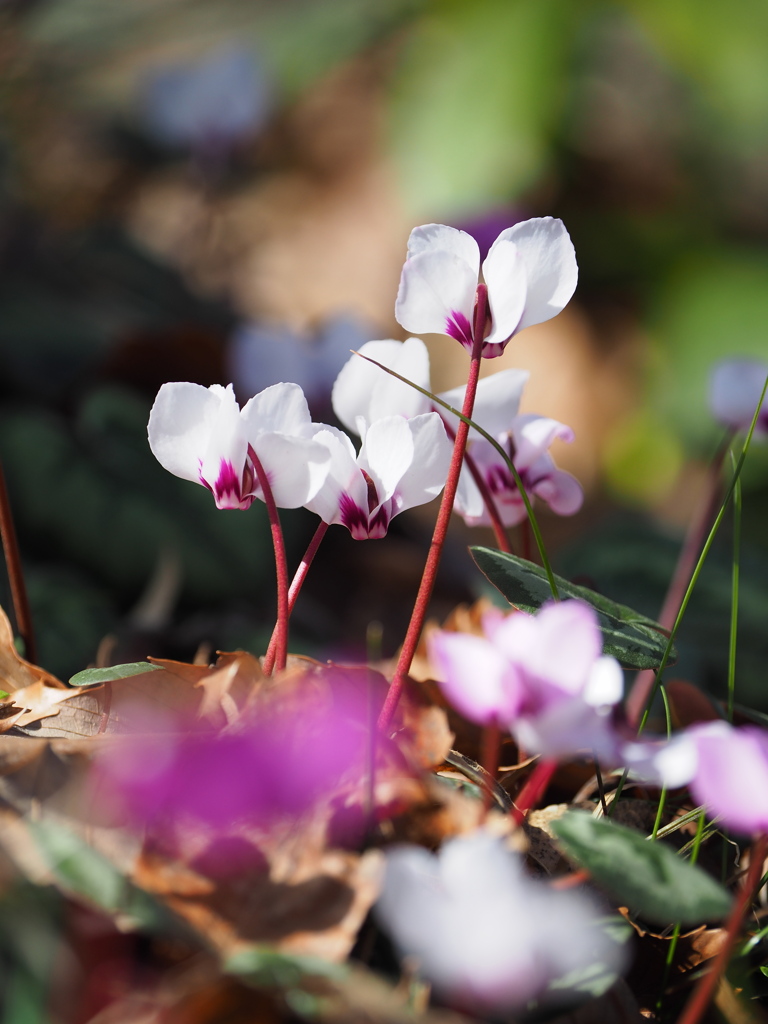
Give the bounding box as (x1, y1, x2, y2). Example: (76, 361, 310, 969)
(263, 519, 329, 674)
(511, 759, 557, 826)
(377, 286, 489, 733)
(248, 445, 289, 674)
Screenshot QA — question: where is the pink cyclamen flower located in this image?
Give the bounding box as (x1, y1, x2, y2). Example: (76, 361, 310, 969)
(709, 358, 768, 434)
(631, 721, 768, 835)
(304, 414, 452, 539)
(441, 370, 583, 527)
(429, 600, 623, 760)
(148, 381, 330, 509)
(376, 832, 626, 1014)
(395, 218, 578, 358)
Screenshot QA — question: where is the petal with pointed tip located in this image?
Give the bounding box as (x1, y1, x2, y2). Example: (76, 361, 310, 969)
(492, 218, 577, 332)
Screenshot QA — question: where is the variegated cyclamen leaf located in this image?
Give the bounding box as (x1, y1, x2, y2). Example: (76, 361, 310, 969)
(470, 547, 675, 670)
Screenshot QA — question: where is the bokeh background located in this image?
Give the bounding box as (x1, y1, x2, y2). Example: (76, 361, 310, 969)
(2, 0, 768, 708)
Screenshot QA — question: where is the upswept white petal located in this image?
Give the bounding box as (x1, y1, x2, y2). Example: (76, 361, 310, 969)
(513, 697, 620, 762)
(406, 224, 480, 276)
(359, 416, 414, 504)
(511, 414, 574, 471)
(302, 426, 360, 525)
(331, 338, 432, 436)
(493, 218, 577, 332)
(709, 359, 768, 433)
(148, 381, 225, 483)
(481, 239, 527, 351)
(395, 250, 478, 342)
(252, 433, 330, 508)
(439, 368, 529, 441)
(531, 465, 584, 516)
(198, 384, 249, 493)
(240, 381, 312, 437)
(393, 413, 452, 512)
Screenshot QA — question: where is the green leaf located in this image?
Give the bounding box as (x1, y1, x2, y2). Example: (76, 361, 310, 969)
(69, 661, 161, 688)
(27, 820, 170, 932)
(552, 812, 732, 926)
(470, 546, 676, 669)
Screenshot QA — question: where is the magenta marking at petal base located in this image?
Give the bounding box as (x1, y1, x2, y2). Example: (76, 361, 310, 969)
(445, 311, 474, 350)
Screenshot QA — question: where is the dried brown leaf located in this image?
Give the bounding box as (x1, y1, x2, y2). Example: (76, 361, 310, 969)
(0, 679, 88, 732)
(0, 604, 66, 691)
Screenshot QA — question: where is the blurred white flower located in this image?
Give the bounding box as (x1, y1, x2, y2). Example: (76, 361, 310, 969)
(709, 358, 768, 434)
(376, 832, 626, 1013)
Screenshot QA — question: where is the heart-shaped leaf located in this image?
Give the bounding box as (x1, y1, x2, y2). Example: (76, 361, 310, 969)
(470, 547, 675, 669)
(552, 812, 732, 926)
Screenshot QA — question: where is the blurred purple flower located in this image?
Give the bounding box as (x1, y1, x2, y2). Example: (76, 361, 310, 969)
(229, 315, 377, 418)
(139, 44, 271, 152)
(376, 831, 627, 1013)
(709, 358, 768, 434)
(455, 207, 525, 261)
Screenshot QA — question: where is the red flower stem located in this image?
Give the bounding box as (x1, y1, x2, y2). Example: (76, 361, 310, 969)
(248, 445, 289, 674)
(511, 759, 557, 826)
(676, 832, 768, 1024)
(440, 416, 513, 554)
(0, 459, 35, 664)
(263, 520, 329, 674)
(626, 437, 730, 728)
(377, 285, 489, 733)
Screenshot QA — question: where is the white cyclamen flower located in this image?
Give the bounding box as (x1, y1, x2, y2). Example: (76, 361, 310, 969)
(305, 414, 452, 539)
(376, 832, 626, 1013)
(441, 370, 583, 527)
(148, 381, 330, 510)
(395, 218, 578, 358)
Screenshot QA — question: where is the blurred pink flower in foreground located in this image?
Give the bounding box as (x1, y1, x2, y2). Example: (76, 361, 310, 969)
(429, 600, 623, 760)
(376, 832, 626, 1013)
(332, 338, 582, 526)
(96, 673, 379, 868)
(632, 721, 768, 835)
(304, 414, 452, 539)
(395, 218, 578, 358)
(709, 358, 768, 434)
(148, 381, 329, 510)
